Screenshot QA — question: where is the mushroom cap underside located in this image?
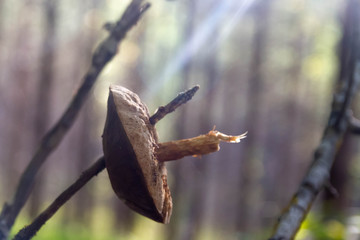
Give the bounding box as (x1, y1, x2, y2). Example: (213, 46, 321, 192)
(102, 85, 172, 223)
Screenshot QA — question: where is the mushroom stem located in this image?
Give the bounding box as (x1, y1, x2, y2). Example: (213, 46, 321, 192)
(156, 131, 247, 162)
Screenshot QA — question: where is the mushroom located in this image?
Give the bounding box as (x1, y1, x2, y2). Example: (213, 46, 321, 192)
(102, 85, 246, 223)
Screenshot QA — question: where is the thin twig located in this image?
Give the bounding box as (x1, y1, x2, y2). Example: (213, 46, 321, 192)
(0, 1, 150, 239)
(149, 85, 200, 125)
(11, 84, 200, 239)
(12, 157, 106, 240)
(269, 1, 360, 238)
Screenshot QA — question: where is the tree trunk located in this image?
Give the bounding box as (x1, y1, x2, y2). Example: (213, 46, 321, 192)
(165, 0, 196, 239)
(237, 0, 271, 231)
(29, 0, 57, 218)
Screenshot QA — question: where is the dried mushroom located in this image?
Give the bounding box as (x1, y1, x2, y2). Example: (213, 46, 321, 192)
(102, 85, 246, 223)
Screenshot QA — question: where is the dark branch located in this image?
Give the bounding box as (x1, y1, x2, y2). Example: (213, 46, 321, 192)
(10, 72, 200, 240)
(0, 1, 150, 239)
(11, 84, 201, 238)
(269, 67, 360, 240)
(269, 1, 360, 238)
(349, 114, 360, 134)
(12, 157, 106, 240)
(149, 85, 200, 125)
(11, 79, 202, 238)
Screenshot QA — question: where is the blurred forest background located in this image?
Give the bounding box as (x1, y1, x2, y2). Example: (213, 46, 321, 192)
(0, 0, 358, 239)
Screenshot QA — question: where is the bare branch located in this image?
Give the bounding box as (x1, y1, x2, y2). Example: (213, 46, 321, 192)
(269, 68, 360, 240)
(10, 83, 202, 238)
(11, 82, 203, 238)
(149, 85, 200, 125)
(269, 1, 360, 237)
(0, 1, 150, 239)
(10, 79, 200, 239)
(12, 157, 105, 240)
(348, 114, 360, 134)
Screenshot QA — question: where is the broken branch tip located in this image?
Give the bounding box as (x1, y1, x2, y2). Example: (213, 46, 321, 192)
(209, 130, 247, 143)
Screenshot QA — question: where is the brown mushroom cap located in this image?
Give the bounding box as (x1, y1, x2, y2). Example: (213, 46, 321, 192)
(102, 85, 172, 223)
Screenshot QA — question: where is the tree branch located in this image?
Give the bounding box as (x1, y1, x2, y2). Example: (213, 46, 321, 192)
(0, 1, 150, 239)
(348, 114, 360, 134)
(269, 68, 360, 240)
(12, 157, 106, 240)
(269, 1, 360, 237)
(149, 85, 200, 125)
(10, 84, 199, 239)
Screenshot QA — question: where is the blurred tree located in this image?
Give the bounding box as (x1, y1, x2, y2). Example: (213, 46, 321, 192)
(323, 0, 359, 219)
(165, 0, 197, 239)
(0, 0, 353, 239)
(29, 0, 57, 218)
(0, 0, 4, 44)
(273, 3, 306, 204)
(64, 0, 106, 225)
(2, 1, 37, 198)
(237, 0, 271, 231)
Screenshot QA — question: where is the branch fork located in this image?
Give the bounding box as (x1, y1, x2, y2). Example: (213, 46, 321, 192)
(1, 0, 151, 239)
(13, 83, 247, 239)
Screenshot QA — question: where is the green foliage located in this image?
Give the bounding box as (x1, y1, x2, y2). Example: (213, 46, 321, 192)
(10, 207, 167, 240)
(296, 213, 345, 240)
(196, 227, 270, 240)
(10, 209, 116, 240)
